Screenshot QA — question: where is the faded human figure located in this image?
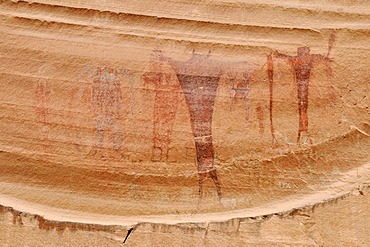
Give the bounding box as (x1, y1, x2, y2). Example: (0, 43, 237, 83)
(35, 78, 50, 125)
(70, 66, 124, 159)
(34, 65, 53, 152)
(273, 39, 334, 145)
(256, 103, 266, 135)
(229, 70, 251, 125)
(142, 50, 181, 161)
(91, 67, 123, 156)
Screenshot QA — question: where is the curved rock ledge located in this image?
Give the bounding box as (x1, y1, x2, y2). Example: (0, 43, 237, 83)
(1, 184, 369, 246)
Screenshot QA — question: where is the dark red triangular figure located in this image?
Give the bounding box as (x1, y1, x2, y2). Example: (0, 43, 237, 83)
(169, 51, 223, 199)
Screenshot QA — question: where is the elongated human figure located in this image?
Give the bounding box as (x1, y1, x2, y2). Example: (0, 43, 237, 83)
(91, 67, 123, 153)
(168, 51, 223, 199)
(229, 70, 251, 124)
(273, 45, 333, 145)
(156, 50, 255, 199)
(69, 66, 124, 158)
(35, 78, 50, 125)
(34, 65, 54, 152)
(142, 51, 181, 161)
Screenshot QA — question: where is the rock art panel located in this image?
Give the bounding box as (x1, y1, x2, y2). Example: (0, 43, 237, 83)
(146, 50, 264, 199)
(0, 0, 369, 236)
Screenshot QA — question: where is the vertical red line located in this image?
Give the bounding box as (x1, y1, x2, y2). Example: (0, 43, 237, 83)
(267, 53, 275, 143)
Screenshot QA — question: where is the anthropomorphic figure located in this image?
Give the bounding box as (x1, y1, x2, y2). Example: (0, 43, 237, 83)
(273, 39, 334, 145)
(142, 51, 181, 161)
(168, 51, 223, 199)
(153, 50, 256, 199)
(256, 103, 265, 135)
(91, 67, 123, 154)
(35, 78, 50, 125)
(229, 70, 251, 124)
(34, 65, 52, 152)
(69, 66, 125, 158)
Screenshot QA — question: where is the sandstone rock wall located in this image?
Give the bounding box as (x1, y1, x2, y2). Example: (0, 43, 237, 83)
(0, 0, 369, 245)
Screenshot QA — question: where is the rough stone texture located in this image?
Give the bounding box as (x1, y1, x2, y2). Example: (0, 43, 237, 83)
(1, 188, 369, 246)
(0, 0, 369, 246)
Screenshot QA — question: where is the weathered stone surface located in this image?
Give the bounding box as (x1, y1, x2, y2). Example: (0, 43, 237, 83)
(0, 187, 369, 246)
(0, 0, 369, 245)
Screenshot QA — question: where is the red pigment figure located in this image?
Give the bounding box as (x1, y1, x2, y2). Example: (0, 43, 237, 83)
(142, 50, 181, 161)
(35, 78, 50, 125)
(272, 34, 335, 145)
(167, 51, 223, 199)
(267, 53, 276, 143)
(229, 70, 251, 124)
(256, 103, 265, 135)
(153, 50, 255, 199)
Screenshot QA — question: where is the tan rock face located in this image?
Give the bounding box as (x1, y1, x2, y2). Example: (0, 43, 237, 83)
(1, 188, 370, 246)
(0, 0, 369, 245)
